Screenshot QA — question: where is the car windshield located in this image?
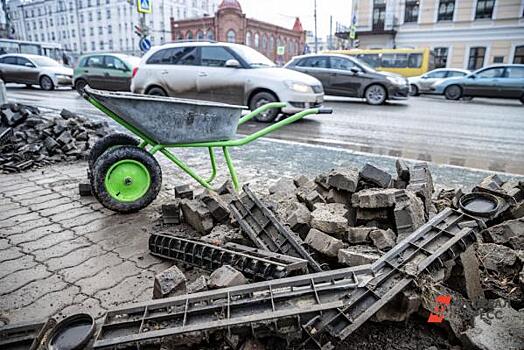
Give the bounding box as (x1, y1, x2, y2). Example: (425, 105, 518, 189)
(31, 56, 60, 67)
(232, 45, 275, 68)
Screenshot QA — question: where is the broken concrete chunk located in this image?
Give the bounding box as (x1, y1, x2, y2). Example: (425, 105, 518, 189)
(269, 177, 296, 195)
(395, 159, 410, 181)
(359, 163, 392, 188)
(293, 174, 310, 188)
(476, 243, 518, 273)
(201, 191, 230, 223)
(327, 168, 359, 192)
(286, 203, 311, 238)
(305, 228, 344, 258)
(78, 183, 92, 197)
(355, 208, 389, 221)
(347, 227, 374, 244)
(162, 202, 181, 225)
(240, 338, 266, 350)
(338, 246, 381, 266)
(175, 184, 193, 200)
(478, 174, 504, 192)
(482, 218, 523, 246)
(373, 289, 420, 322)
(153, 265, 186, 299)
(369, 228, 396, 250)
(325, 188, 351, 205)
(310, 203, 348, 237)
(304, 190, 326, 211)
(200, 224, 244, 246)
(459, 246, 485, 302)
(351, 188, 402, 208)
(180, 199, 214, 234)
(394, 190, 426, 241)
(315, 173, 330, 190)
(187, 276, 208, 294)
(406, 163, 434, 216)
(463, 304, 524, 350)
(208, 265, 247, 289)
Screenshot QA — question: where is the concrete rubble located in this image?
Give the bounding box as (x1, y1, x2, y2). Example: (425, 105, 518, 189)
(208, 265, 248, 289)
(305, 228, 344, 258)
(0, 104, 110, 173)
(152, 265, 187, 299)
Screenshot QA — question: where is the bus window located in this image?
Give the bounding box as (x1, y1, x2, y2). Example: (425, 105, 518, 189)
(357, 54, 380, 67)
(408, 53, 422, 68)
(19, 43, 41, 55)
(0, 41, 20, 54)
(381, 53, 408, 68)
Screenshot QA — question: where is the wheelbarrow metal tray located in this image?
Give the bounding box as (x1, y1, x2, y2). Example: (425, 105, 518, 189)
(85, 88, 246, 144)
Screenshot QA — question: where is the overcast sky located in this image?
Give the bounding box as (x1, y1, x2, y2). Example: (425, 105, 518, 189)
(238, 0, 353, 39)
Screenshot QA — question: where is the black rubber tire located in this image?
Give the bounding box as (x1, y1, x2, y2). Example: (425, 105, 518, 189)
(249, 91, 279, 123)
(444, 85, 462, 100)
(364, 84, 387, 105)
(75, 79, 88, 94)
(147, 86, 167, 96)
(409, 84, 419, 96)
(92, 146, 162, 213)
(39, 75, 54, 91)
(88, 133, 139, 171)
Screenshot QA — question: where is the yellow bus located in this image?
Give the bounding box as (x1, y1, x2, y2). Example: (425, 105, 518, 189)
(323, 48, 435, 77)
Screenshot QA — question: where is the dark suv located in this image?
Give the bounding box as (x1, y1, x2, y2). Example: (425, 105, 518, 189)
(285, 54, 409, 105)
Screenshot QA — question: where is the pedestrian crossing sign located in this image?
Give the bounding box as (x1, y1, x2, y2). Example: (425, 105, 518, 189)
(138, 0, 152, 14)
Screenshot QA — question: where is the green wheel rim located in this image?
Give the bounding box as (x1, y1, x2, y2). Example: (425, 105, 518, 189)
(104, 160, 151, 202)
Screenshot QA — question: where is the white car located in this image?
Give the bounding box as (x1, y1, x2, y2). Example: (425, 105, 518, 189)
(0, 54, 73, 90)
(408, 68, 470, 96)
(131, 41, 324, 122)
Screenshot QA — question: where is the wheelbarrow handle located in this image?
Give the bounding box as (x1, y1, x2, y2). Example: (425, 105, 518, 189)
(238, 102, 287, 126)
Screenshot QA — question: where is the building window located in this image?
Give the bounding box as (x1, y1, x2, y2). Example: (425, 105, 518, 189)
(433, 47, 448, 68)
(514, 46, 524, 64)
(475, 0, 495, 19)
(468, 47, 486, 70)
(206, 30, 214, 40)
(106, 8, 111, 19)
(269, 36, 274, 50)
(438, 0, 455, 21)
(108, 25, 112, 34)
(262, 34, 267, 50)
(246, 32, 252, 46)
(254, 33, 259, 48)
(197, 30, 204, 41)
(404, 1, 419, 23)
(227, 30, 236, 43)
(186, 31, 193, 40)
(372, 0, 386, 30)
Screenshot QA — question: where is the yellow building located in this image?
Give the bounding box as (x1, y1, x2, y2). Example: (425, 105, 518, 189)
(350, 0, 524, 69)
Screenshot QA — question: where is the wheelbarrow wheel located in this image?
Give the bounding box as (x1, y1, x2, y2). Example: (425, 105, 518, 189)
(92, 146, 162, 213)
(250, 91, 279, 123)
(88, 133, 139, 171)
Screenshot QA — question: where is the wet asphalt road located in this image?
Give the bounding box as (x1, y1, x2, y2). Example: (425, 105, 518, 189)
(6, 85, 524, 175)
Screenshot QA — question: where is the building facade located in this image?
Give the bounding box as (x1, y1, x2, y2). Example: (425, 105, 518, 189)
(351, 0, 524, 69)
(171, 0, 306, 63)
(7, 0, 220, 54)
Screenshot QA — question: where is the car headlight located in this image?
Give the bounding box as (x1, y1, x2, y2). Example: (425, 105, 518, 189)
(386, 76, 406, 85)
(284, 80, 314, 93)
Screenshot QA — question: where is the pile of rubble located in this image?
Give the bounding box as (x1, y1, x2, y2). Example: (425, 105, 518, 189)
(0, 103, 110, 173)
(136, 161, 523, 350)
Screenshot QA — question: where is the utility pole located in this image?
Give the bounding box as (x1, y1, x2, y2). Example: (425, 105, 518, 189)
(1, 0, 10, 38)
(314, 0, 318, 53)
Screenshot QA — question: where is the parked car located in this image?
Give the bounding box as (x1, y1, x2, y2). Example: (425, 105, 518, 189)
(131, 41, 324, 122)
(0, 53, 72, 90)
(73, 53, 141, 93)
(284, 53, 409, 105)
(432, 64, 524, 103)
(408, 68, 469, 96)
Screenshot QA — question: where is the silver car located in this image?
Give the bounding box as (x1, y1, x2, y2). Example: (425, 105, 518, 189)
(408, 68, 469, 96)
(0, 54, 73, 90)
(131, 41, 324, 122)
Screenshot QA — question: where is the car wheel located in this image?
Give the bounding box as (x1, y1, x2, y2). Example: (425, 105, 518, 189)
(444, 85, 462, 100)
(39, 75, 54, 91)
(147, 87, 167, 96)
(249, 91, 279, 123)
(365, 84, 387, 105)
(75, 79, 88, 94)
(92, 146, 162, 213)
(409, 84, 419, 96)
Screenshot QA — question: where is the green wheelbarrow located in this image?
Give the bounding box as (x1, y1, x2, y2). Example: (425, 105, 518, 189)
(82, 87, 332, 213)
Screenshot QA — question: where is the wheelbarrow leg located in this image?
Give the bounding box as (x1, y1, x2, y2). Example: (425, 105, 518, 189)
(207, 147, 217, 184)
(222, 146, 240, 192)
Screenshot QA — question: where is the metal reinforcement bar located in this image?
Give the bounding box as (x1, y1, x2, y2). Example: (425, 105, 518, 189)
(229, 185, 323, 272)
(149, 233, 308, 280)
(93, 265, 375, 349)
(301, 208, 481, 349)
(94, 208, 481, 349)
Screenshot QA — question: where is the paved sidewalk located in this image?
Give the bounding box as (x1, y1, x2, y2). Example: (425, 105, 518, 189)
(1, 139, 523, 326)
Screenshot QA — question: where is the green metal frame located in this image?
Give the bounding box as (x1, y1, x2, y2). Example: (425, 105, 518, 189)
(87, 96, 322, 192)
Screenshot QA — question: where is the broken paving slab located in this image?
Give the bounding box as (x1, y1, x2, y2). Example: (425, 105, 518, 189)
(476, 243, 518, 273)
(310, 203, 348, 237)
(162, 201, 181, 225)
(286, 202, 312, 238)
(200, 190, 231, 224)
(338, 245, 381, 266)
(305, 228, 344, 258)
(200, 224, 245, 246)
(347, 227, 375, 244)
(180, 198, 214, 234)
(327, 167, 359, 192)
(152, 265, 187, 299)
(481, 218, 523, 246)
(268, 177, 296, 195)
(394, 190, 426, 242)
(406, 162, 434, 216)
(351, 188, 403, 208)
(369, 228, 396, 251)
(174, 184, 193, 200)
(359, 163, 392, 188)
(187, 276, 208, 294)
(208, 265, 248, 289)
(395, 159, 410, 182)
